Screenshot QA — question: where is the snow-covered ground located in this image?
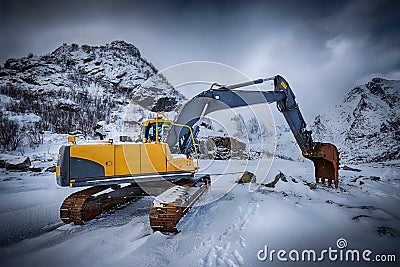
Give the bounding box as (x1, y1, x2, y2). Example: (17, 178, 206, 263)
(0, 158, 398, 266)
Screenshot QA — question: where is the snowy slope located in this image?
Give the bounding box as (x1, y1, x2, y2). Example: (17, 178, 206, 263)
(311, 78, 400, 163)
(0, 159, 398, 266)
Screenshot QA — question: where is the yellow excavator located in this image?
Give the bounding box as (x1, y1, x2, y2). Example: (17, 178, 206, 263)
(56, 75, 339, 232)
(57, 113, 210, 232)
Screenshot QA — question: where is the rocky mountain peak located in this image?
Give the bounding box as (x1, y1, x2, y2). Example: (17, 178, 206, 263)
(0, 41, 183, 151)
(311, 77, 400, 163)
(108, 40, 141, 56)
(48, 40, 141, 61)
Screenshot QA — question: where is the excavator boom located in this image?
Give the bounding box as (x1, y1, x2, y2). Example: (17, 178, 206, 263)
(166, 75, 340, 188)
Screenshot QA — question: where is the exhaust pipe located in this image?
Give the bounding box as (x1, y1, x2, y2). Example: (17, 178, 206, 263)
(304, 142, 340, 188)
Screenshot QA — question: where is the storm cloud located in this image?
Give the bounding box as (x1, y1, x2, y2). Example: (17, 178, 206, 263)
(1, 0, 399, 119)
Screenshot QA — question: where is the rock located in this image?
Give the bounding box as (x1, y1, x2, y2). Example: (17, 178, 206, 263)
(29, 166, 42, 172)
(342, 165, 362, 172)
(45, 166, 57, 172)
(151, 97, 177, 112)
(236, 171, 256, 184)
(370, 176, 380, 181)
(280, 173, 288, 182)
(352, 215, 370, 221)
(199, 138, 217, 159)
(56, 100, 80, 112)
(305, 182, 317, 190)
(377, 226, 398, 237)
(199, 136, 247, 160)
(264, 171, 288, 188)
(0, 156, 31, 171)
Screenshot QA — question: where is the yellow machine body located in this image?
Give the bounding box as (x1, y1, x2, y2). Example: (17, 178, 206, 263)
(57, 141, 195, 187)
(56, 113, 199, 187)
(73, 142, 193, 175)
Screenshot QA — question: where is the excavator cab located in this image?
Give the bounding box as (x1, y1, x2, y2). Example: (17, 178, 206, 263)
(142, 117, 171, 142)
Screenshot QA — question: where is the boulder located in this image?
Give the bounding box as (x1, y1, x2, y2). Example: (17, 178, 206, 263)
(199, 136, 248, 160)
(0, 155, 31, 171)
(29, 166, 42, 172)
(236, 171, 256, 184)
(264, 171, 288, 188)
(45, 166, 57, 172)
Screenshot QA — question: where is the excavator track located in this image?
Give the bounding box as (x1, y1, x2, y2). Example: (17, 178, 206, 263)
(60, 184, 148, 225)
(149, 174, 211, 233)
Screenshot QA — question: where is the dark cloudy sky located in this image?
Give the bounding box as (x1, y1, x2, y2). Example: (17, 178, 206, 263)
(1, 0, 399, 119)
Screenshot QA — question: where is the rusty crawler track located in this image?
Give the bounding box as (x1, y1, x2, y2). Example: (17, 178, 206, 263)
(60, 185, 109, 224)
(60, 184, 148, 225)
(60, 175, 211, 231)
(149, 175, 211, 233)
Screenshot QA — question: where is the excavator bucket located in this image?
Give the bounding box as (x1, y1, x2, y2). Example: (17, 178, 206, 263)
(304, 142, 340, 188)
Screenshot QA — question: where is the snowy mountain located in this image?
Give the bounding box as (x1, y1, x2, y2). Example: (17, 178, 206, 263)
(0, 41, 184, 151)
(311, 78, 400, 163)
(1, 42, 398, 165)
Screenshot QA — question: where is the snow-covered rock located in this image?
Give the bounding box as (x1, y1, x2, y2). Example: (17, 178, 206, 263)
(0, 155, 31, 170)
(199, 136, 248, 160)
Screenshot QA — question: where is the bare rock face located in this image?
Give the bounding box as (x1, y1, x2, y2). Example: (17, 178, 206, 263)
(151, 97, 178, 112)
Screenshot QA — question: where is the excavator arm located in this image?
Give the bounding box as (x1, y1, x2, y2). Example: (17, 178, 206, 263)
(166, 75, 340, 188)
